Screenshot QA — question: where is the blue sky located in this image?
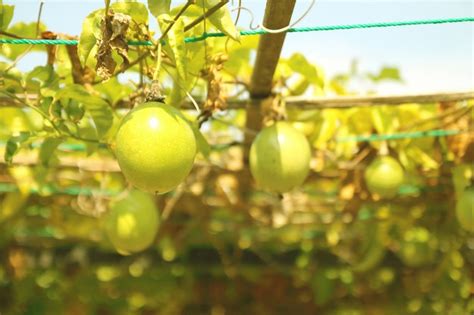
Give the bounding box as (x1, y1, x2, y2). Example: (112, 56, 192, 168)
(4, 0, 473, 94)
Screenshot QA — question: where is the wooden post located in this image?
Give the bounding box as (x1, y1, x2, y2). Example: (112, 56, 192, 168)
(245, 0, 297, 151)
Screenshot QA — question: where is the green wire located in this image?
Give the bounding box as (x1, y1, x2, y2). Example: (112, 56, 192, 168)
(0, 17, 472, 46)
(335, 129, 465, 143)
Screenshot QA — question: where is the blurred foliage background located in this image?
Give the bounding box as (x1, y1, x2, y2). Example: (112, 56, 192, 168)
(0, 1, 473, 314)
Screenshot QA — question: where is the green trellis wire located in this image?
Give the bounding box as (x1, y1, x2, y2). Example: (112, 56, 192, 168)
(0, 17, 473, 46)
(335, 129, 467, 143)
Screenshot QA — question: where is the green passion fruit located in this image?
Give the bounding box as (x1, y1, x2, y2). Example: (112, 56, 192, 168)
(364, 156, 405, 198)
(250, 121, 311, 193)
(456, 187, 474, 233)
(104, 190, 159, 254)
(114, 102, 196, 194)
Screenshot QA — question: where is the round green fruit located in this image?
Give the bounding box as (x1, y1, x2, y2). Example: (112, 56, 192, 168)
(250, 121, 311, 193)
(364, 156, 404, 198)
(456, 187, 474, 233)
(104, 190, 159, 254)
(397, 227, 437, 268)
(115, 102, 196, 194)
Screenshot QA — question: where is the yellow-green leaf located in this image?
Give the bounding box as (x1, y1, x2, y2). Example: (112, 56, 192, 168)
(111, 1, 148, 25)
(147, 0, 171, 18)
(78, 9, 103, 65)
(0, 3, 14, 31)
(195, 0, 239, 41)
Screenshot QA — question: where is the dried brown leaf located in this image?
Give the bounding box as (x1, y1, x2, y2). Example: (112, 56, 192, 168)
(95, 10, 131, 80)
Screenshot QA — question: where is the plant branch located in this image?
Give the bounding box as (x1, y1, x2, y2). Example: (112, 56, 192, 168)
(4, 1, 44, 73)
(158, 0, 195, 42)
(104, 0, 111, 14)
(184, 0, 229, 32)
(0, 30, 24, 39)
(36, 1, 45, 37)
(400, 104, 473, 131)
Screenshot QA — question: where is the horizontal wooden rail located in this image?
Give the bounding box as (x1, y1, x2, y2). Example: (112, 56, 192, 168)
(279, 91, 474, 109)
(1, 91, 473, 110)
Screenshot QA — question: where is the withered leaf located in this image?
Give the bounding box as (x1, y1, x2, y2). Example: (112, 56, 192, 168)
(95, 10, 131, 80)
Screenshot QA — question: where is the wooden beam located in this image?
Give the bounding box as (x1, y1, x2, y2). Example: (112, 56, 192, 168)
(249, 0, 297, 98)
(1, 91, 473, 110)
(282, 90, 474, 109)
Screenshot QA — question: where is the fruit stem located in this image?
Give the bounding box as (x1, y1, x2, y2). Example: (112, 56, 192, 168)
(378, 141, 389, 156)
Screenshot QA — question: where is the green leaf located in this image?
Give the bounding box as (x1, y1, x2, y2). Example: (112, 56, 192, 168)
(160, 15, 186, 81)
(26, 65, 59, 89)
(368, 66, 402, 82)
(94, 77, 133, 107)
(287, 53, 324, 88)
(78, 9, 103, 66)
(38, 137, 62, 166)
(289, 77, 310, 96)
(371, 108, 386, 134)
(0, 3, 14, 31)
(313, 110, 338, 149)
(406, 145, 439, 170)
(370, 107, 398, 135)
(78, 117, 100, 155)
(55, 84, 113, 139)
(224, 36, 258, 78)
(195, 0, 239, 41)
(191, 124, 210, 158)
(1, 22, 46, 60)
(148, 0, 171, 18)
(160, 15, 189, 106)
(4, 131, 31, 164)
(111, 1, 148, 25)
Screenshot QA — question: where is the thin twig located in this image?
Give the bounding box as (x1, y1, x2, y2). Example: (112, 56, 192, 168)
(401, 104, 473, 131)
(0, 30, 25, 39)
(159, 0, 195, 41)
(104, 0, 111, 15)
(5, 1, 45, 72)
(437, 106, 472, 129)
(36, 1, 45, 37)
(161, 184, 186, 220)
(184, 0, 229, 32)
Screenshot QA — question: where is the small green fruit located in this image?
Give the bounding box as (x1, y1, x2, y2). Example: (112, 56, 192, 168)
(250, 121, 311, 192)
(456, 187, 474, 232)
(364, 156, 404, 198)
(104, 190, 159, 254)
(115, 102, 196, 194)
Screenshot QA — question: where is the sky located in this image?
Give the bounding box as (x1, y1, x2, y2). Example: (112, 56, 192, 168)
(3, 0, 474, 94)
